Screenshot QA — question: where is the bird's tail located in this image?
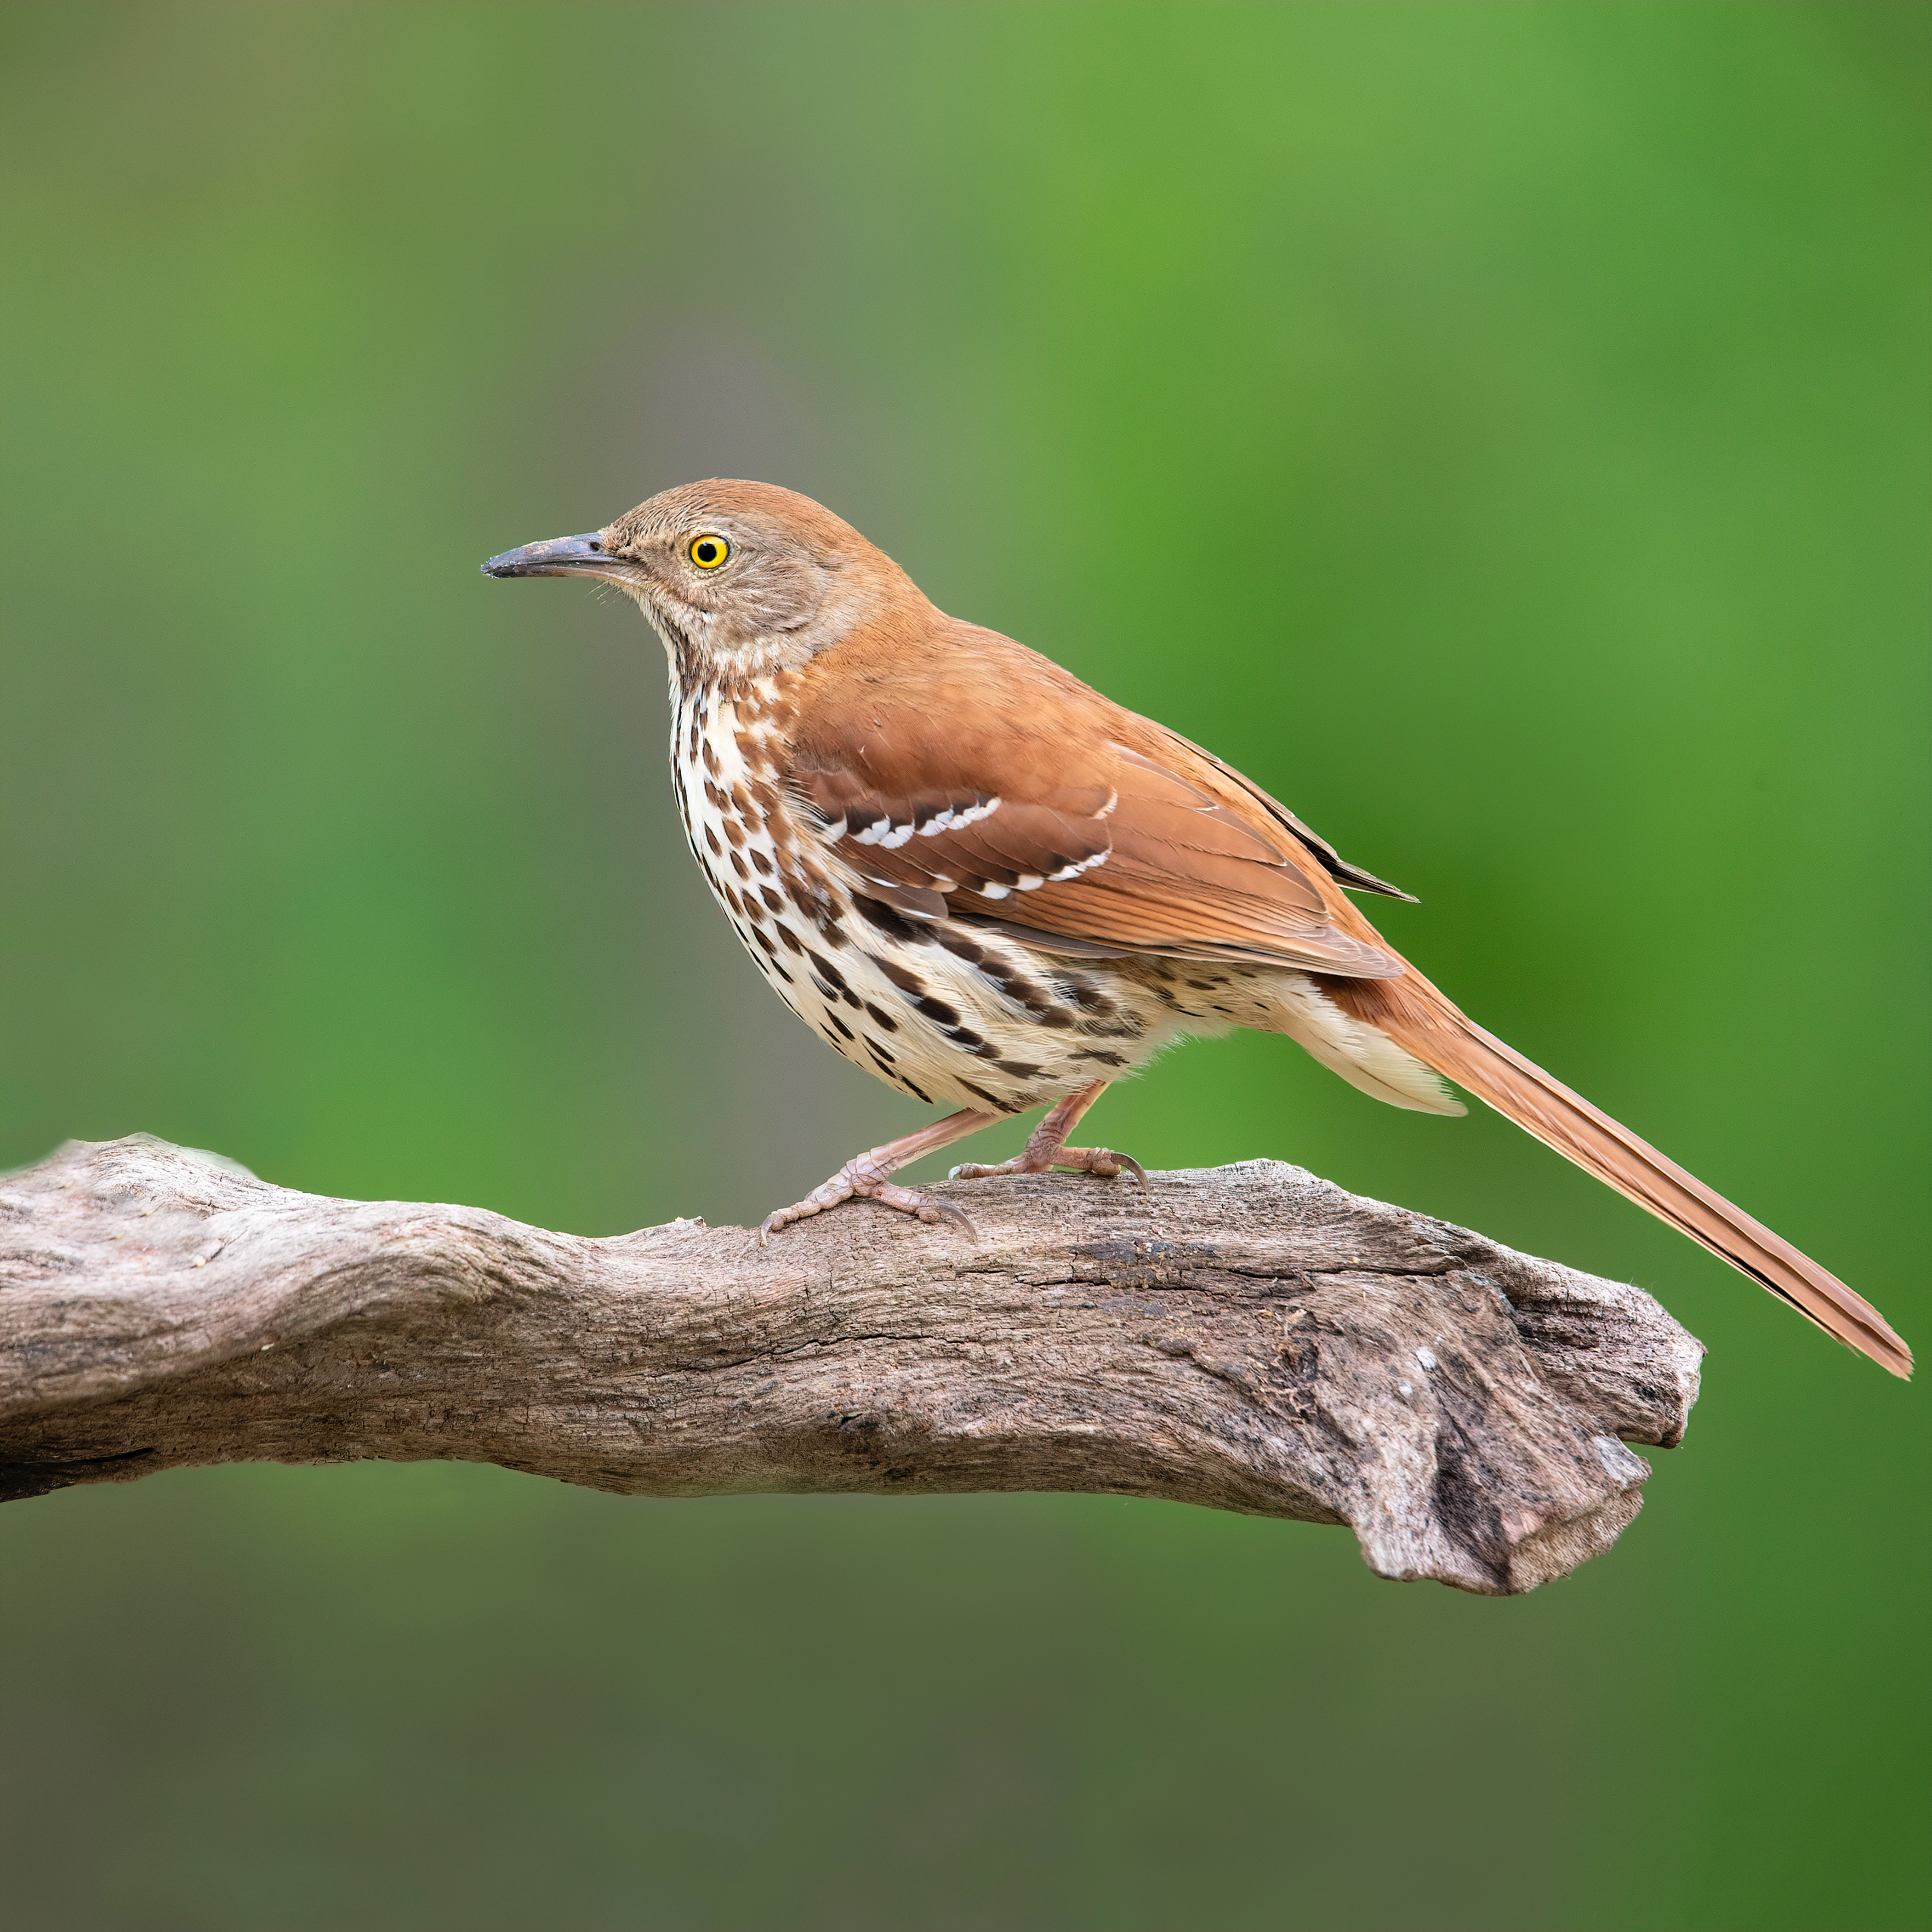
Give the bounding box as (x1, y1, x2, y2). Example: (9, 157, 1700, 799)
(1325, 971, 1913, 1378)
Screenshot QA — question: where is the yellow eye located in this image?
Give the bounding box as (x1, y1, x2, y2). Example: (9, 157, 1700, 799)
(689, 534, 729, 570)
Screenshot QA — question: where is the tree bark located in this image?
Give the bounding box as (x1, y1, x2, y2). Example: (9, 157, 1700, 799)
(0, 1133, 1701, 1593)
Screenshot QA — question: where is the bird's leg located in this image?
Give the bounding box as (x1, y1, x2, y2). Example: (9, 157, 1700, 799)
(948, 1080, 1146, 1186)
(759, 1108, 1002, 1243)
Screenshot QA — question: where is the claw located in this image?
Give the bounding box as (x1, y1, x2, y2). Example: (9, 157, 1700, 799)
(919, 1199, 979, 1240)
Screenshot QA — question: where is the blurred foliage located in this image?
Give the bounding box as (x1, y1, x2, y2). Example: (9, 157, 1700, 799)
(2, 5, 1926, 1929)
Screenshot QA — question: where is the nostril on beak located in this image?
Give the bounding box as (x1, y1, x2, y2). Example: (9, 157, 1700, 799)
(480, 530, 610, 578)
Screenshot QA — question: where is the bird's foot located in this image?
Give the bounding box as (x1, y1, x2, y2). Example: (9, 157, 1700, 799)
(949, 1145, 1147, 1185)
(749, 1144, 974, 1236)
(947, 1079, 1144, 1187)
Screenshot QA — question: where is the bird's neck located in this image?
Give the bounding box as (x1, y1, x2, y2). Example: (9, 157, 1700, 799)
(633, 592, 814, 685)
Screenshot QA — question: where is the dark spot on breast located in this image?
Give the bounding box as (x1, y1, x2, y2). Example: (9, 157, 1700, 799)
(863, 1035, 895, 1065)
(729, 849, 750, 880)
(806, 949, 849, 992)
(958, 1078, 1015, 1112)
(752, 927, 779, 956)
(915, 995, 960, 1026)
(900, 1073, 933, 1103)
(935, 931, 984, 963)
(750, 848, 774, 877)
(1075, 1049, 1128, 1067)
(705, 825, 723, 856)
(777, 925, 805, 954)
(863, 1001, 899, 1033)
(761, 885, 784, 913)
(827, 1011, 855, 1042)
(853, 895, 930, 944)
(872, 956, 927, 996)
(996, 1060, 1043, 1078)
(947, 1026, 985, 1049)
(701, 739, 719, 775)
(999, 977, 1053, 1013)
(1185, 979, 1220, 992)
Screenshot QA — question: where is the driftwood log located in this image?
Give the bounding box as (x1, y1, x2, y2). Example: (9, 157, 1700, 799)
(0, 1133, 1702, 1594)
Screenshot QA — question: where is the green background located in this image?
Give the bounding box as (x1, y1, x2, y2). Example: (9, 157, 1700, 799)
(3, 5, 1926, 1928)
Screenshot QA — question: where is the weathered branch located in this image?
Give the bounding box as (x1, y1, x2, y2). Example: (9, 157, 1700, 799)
(0, 1134, 1701, 1594)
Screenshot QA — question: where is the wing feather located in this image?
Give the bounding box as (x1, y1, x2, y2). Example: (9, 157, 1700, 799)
(787, 627, 1405, 977)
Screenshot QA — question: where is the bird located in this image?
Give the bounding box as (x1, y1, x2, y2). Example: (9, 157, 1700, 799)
(484, 479, 1910, 1378)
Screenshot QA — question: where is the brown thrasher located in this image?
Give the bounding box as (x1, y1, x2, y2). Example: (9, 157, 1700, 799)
(484, 480, 1909, 1377)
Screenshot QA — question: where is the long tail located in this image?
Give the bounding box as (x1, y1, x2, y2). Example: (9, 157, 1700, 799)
(1326, 971, 1913, 1378)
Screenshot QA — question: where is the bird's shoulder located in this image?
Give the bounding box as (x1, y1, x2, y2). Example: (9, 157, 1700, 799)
(788, 615, 1116, 786)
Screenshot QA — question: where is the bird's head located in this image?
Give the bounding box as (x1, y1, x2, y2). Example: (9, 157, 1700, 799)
(482, 479, 923, 678)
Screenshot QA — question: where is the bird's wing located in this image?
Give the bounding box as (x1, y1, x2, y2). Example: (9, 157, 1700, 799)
(786, 627, 1404, 978)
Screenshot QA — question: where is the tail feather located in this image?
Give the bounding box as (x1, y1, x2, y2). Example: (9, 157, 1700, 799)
(1343, 976, 1912, 1379)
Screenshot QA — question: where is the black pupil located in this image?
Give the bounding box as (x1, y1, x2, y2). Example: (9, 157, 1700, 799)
(696, 541, 718, 563)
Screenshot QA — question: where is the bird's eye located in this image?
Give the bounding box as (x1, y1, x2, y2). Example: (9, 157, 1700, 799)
(689, 535, 729, 570)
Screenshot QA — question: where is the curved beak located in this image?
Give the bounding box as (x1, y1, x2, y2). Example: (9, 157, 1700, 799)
(480, 532, 620, 580)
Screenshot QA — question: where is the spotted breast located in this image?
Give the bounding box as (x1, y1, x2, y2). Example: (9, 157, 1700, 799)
(667, 662, 1199, 1117)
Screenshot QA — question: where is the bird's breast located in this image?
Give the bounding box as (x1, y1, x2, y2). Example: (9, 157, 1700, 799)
(663, 674, 1232, 1115)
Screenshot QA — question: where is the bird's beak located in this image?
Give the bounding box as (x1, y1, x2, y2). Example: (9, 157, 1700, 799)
(479, 532, 629, 581)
